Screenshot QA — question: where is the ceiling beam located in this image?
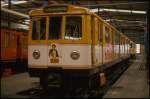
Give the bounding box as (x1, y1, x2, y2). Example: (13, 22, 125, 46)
(1, 8, 29, 18)
(83, 1, 148, 9)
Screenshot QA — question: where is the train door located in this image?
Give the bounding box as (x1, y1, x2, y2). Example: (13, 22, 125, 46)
(114, 31, 120, 59)
(112, 29, 115, 60)
(91, 17, 102, 66)
(91, 17, 101, 66)
(47, 16, 62, 66)
(120, 35, 124, 57)
(98, 21, 103, 65)
(91, 16, 94, 65)
(103, 25, 112, 63)
(113, 31, 117, 59)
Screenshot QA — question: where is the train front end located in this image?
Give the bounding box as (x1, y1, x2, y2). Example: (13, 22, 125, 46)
(28, 5, 93, 88)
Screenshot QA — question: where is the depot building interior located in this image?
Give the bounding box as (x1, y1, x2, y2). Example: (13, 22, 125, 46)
(1, 0, 149, 98)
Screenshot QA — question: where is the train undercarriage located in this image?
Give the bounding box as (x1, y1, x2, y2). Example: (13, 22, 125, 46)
(28, 56, 131, 98)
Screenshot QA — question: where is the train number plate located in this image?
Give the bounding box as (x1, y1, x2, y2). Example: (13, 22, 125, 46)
(50, 59, 59, 63)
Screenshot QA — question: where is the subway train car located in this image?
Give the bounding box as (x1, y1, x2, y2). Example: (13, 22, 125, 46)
(28, 4, 136, 96)
(130, 41, 136, 59)
(1, 28, 28, 76)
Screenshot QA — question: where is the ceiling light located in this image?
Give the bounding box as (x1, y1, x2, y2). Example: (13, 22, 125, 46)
(90, 8, 146, 14)
(11, 1, 27, 4)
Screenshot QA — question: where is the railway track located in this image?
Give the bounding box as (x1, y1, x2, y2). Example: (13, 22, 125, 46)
(17, 84, 104, 98)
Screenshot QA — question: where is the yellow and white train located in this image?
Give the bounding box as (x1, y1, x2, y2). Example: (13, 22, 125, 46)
(28, 4, 136, 93)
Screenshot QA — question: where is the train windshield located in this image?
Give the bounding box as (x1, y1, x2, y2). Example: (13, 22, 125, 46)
(31, 16, 82, 40)
(64, 16, 82, 40)
(49, 16, 62, 40)
(48, 16, 82, 40)
(32, 17, 46, 40)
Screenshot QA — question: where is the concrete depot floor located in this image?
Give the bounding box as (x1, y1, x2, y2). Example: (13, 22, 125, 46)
(1, 73, 39, 98)
(1, 54, 149, 98)
(103, 54, 149, 98)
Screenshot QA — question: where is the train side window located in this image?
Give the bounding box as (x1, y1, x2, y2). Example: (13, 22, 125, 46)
(115, 32, 119, 45)
(105, 26, 110, 43)
(49, 16, 62, 40)
(98, 22, 100, 41)
(112, 30, 114, 45)
(64, 16, 82, 40)
(32, 17, 46, 40)
(100, 23, 103, 43)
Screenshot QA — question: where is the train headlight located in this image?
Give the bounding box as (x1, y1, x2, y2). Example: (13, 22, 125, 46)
(70, 51, 80, 60)
(32, 50, 40, 59)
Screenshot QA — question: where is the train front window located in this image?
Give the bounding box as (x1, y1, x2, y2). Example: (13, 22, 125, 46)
(32, 17, 46, 40)
(49, 16, 62, 40)
(65, 16, 82, 40)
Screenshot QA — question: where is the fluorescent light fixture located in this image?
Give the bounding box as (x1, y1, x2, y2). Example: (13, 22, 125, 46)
(90, 8, 98, 12)
(118, 9, 131, 13)
(1, 0, 27, 7)
(105, 19, 111, 21)
(1, 1, 8, 7)
(11, 1, 27, 4)
(23, 21, 29, 24)
(132, 11, 146, 14)
(90, 8, 146, 14)
(1, 8, 29, 18)
(24, 19, 30, 22)
(17, 24, 29, 30)
(103, 8, 117, 12)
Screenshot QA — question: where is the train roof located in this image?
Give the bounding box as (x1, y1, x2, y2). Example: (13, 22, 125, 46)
(29, 4, 90, 16)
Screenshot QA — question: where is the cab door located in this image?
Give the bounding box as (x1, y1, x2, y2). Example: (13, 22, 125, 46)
(47, 16, 63, 66)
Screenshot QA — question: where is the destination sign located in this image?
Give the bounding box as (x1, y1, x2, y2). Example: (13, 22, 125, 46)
(43, 6, 68, 13)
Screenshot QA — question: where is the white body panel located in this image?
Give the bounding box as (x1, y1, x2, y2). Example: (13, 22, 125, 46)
(48, 44, 92, 68)
(120, 45, 124, 57)
(114, 44, 120, 58)
(28, 45, 48, 67)
(94, 45, 102, 65)
(28, 44, 92, 69)
(125, 44, 128, 55)
(127, 44, 130, 55)
(103, 44, 113, 63)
